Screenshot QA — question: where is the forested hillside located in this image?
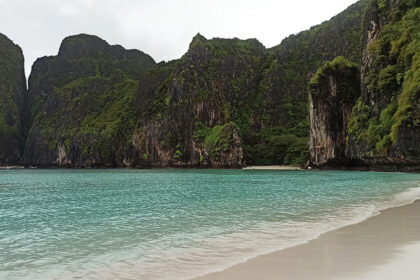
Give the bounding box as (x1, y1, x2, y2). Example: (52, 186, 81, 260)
(0, 0, 418, 169)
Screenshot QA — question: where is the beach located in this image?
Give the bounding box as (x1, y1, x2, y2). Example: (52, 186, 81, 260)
(193, 199, 420, 280)
(242, 166, 301, 170)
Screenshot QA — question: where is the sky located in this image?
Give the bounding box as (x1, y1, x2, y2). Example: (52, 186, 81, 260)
(0, 0, 359, 76)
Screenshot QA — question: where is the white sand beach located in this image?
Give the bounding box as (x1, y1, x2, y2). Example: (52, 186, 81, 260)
(193, 200, 420, 280)
(243, 166, 301, 170)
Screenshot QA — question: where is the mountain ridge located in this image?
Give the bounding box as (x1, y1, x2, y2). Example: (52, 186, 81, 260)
(0, 0, 418, 170)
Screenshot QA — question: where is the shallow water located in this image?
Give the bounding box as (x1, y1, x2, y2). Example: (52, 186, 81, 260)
(1, 169, 420, 280)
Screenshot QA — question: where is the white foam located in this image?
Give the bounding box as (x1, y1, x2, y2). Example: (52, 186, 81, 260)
(187, 184, 420, 280)
(393, 185, 420, 205)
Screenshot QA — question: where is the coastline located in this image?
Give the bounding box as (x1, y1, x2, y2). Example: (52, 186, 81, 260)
(242, 165, 301, 170)
(2, 165, 418, 173)
(1, 165, 302, 170)
(0, 165, 25, 170)
(193, 199, 420, 280)
(2, 163, 419, 174)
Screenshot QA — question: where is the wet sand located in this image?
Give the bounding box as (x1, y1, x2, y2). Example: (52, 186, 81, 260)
(193, 200, 420, 280)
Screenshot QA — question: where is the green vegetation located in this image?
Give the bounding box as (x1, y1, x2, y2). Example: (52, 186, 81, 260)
(32, 74, 140, 162)
(347, 1, 420, 156)
(249, 1, 367, 166)
(10, 0, 417, 168)
(193, 121, 212, 143)
(204, 122, 239, 155)
(146, 35, 269, 165)
(173, 148, 182, 160)
(0, 33, 26, 164)
(25, 34, 155, 165)
(309, 56, 359, 86)
(348, 99, 372, 143)
(150, 34, 312, 166)
(138, 1, 368, 167)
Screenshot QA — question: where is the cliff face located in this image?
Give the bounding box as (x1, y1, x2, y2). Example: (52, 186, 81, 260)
(5, 0, 417, 170)
(346, 0, 420, 169)
(130, 1, 368, 168)
(5, 0, 367, 168)
(252, 0, 368, 165)
(308, 57, 360, 166)
(309, 0, 420, 170)
(24, 34, 156, 167)
(0, 33, 26, 165)
(131, 36, 261, 168)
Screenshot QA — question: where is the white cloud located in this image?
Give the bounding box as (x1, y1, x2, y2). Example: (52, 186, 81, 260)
(0, 0, 359, 77)
(59, 4, 80, 16)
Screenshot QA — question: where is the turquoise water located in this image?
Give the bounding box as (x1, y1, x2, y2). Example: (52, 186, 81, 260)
(1, 169, 420, 280)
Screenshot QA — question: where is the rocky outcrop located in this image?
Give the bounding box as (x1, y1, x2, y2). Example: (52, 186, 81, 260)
(9, 0, 368, 168)
(130, 1, 369, 168)
(309, 1, 420, 171)
(0, 33, 27, 165)
(24, 34, 156, 167)
(8, 1, 417, 170)
(360, 0, 384, 107)
(204, 122, 244, 168)
(252, 0, 367, 165)
(308, 57, 360, 166)
(346, 0, 420, 170)
(131, 121, 243, 168)
(131, 35, 261, 168)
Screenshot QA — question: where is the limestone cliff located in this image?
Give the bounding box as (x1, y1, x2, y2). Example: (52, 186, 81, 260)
(308, 57, 360, 166)
(346, 0, 420, 170)
(5, 0, 417, 170)
(5, 0, 367, 168)
(24, 34, 156, 167)
(0, 33, 26, 165)
(252, 0, 367, 165)
(131, 35, 258, 168)
(309, 0, 420, 171)
(130, 0, 368, 168)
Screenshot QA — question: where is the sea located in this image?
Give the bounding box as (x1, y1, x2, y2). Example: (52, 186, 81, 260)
(1, 169, 420, 280)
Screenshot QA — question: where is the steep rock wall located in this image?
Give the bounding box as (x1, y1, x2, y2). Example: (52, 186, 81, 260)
(131, 0, 369, 168)
(24, 34, 156, 167)
(2, 0, 392, 169)
(347, 0, 420, 170)
(132, 35, 256, 168)
(0, 33, 27, 165)
(309, 57, 360, 166)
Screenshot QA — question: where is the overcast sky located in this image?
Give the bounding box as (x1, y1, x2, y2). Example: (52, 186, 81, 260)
(0, 0, 358, 76)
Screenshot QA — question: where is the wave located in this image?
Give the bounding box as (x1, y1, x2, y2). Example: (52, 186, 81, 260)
(187, 183, 420, 280)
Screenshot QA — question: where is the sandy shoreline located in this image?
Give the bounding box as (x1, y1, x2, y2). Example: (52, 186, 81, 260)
(242, 165, 301, 170)
(0, 166, 25, 169)
(193, 199, 420, 280)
